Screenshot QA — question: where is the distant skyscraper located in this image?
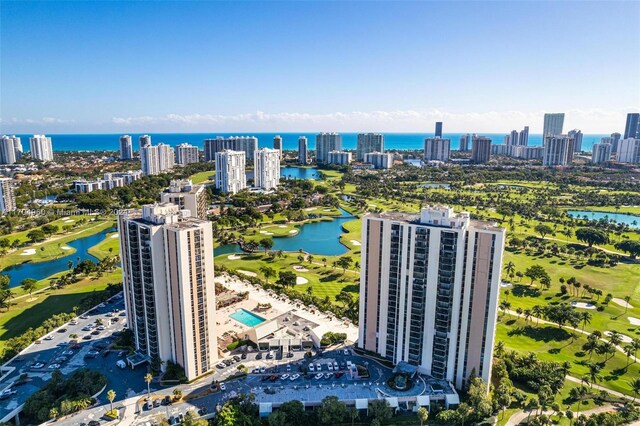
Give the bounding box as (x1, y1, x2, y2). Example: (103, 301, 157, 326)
(0, 178, 16, 213)
(543, 113, 565, 142)
(203, 136, 258, 162)
(435, 122, 443, 138)
(610, 133, 622, 154)
(591, 143, 612, 165)
(518, 126, 530, 146)
(161, 179, 208, 219)
(119, 135, 133, 161)
(315, 132, 342, 163)
(567, 129, 583, 153)
(139, 135, 151, 149)
(543, 135, 572, 166)
(254, 148, 280, 190)
(471, 136, 492, 163)
(424, 137, 450, 162)
(363, 152, 393, 169)
(624, 113, 640, 139)
(0, 135, 17, 164)
(29, 135, 54, 162)
(118, 203, 217, 381)
(273, 135, 283, 159)
(215, 150, 246, 193)
(506, 130, 518, 146)
(459, 134, 470, 152)
(298, 136, 308, 165)
(358, 206, 505, 389)
(175, 143, 199, 165)
(141, 143, 175, 175)
(617, 138, 640, 164)
(327, 150, 352, 166)
(356, 133, 384, 161)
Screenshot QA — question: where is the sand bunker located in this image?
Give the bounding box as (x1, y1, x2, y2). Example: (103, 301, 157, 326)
(571, 301, 596, 310)
(350, 240, 361, 246)
(61, 246, 72, 251)
(628, 317, 640, 326)
(612, 298, 634, 309)
(293, 265, 309, 272)
(296, 277, 309, 285)
(227, 254, 242, 260)
(278, 225, 287, 228)
(264, 232, 274, 235)
(500, 282, 513, 288)
(259, 230, 267, 234)
(237, 270, 257, 277)
(63, 219, 74, 223)
(110, 234, 119, 239)
(289, 230, 298, 234)
(305, 207, 316, 211)
(20, 249, 36, 256)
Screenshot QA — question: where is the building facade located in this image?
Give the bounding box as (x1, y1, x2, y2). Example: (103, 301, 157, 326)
(591, 143, 612, 164)
(0, 135, 20, 164)
(327, 150, 353, 166)
(543, 113, 565, 142)
(617, 138, 640, 164)
(176, 143, 200, 165)
(358, 206, 505, 389)
(471, 136, 492, 163)
(518, 126, 529, 146)
(29, 135, 54, 162)
(118, 203, 217, 381)
(215, 150, 246, 193)
(316, 133, 342, 163)
(141, 143, 175, 176)
(120, 135, 134, 161)
(364, 152, 394, 169)
(273, 135, 283, 159)
(567, 129, 583, 153)
(139, 135, 152, 149)
(161, 179, 208, 219)
(424, 137, 450, 162)
(435, 122, 443, 138)
(298, 137, 308, 165)
(459, 134, 470, 152)
(543, 135, 572, 166)
(0, 178, 16, 213)
(203, 136, 258, 162)
(356, 133, 384, 161)
(254, 148, 281, 190)
(624, 113, 640, 139)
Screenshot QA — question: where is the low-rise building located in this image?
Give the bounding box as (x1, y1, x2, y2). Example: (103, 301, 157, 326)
(327, 150, 352, 165)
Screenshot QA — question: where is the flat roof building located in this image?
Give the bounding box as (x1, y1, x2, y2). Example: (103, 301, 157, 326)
(161, 179, 208, 219)
(215, 150, 246, 193)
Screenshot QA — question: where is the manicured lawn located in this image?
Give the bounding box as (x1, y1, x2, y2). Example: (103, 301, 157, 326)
(189, 169, 215, 184)
(0, 270, 122, 351)
(88, 232, 121, 260)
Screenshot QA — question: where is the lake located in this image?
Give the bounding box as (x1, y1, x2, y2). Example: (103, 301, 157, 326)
(280, 167, 321, 180)
(567, 210, 640, 229)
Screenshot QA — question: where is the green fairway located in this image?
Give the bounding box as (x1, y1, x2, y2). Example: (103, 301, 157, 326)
(189, 169, 215, 183)
(88, 232, 121, 260)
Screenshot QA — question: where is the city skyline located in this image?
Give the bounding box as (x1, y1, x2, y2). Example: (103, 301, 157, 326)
(1, 1, 639, 134)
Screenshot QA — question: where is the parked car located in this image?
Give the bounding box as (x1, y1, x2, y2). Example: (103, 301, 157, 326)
(289, 374, 300, 381)
(314, 373, 323, 380)
(32, 362, 45, 369)
(0, 389, 17, 400)
(48, 363, 61, 369)
(83, 335, 92, 340)
(57, 328, 67, 333)
(281, 374, 289, 380)
(44, 335, 54, 341)
(343, 349, 349, 355)
(309, 364, 315, 372)
(154, 399, 161, 407)
(259, 367, 266, 373)
(219, 383, 226, 391)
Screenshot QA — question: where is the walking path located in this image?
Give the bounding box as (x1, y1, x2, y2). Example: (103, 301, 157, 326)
(505, 403, 617, 426)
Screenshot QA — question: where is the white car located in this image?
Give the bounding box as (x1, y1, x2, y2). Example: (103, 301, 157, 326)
(280, 374, 289, 380)
(252, 368, 260, 374)
(324, 373, 332, 379)
(259, 367, 266, 373)
(48, 364, 61, 369)
(289, 374, 300, 381)
(343, 349, 349, 355)
(219, 383, 226, 391)
(314, 373, 323, 380)
(333, 362, 339, 370)
(97, 326, 106, 331)
(44, 335, 53, 341)
(328, 364, 333, 371)
(80, 315, 89, 320)
(32, 363, 45, 369)
(308, 364, 315, 372)
(316, 363, 321, 371)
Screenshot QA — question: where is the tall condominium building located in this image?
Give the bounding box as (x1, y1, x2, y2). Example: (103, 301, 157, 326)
(459, 134, 470, 152)
(161, 179, 208, 219)
(139, 135, 152, 149)
(119, 135, 134, 161)
(327, 150, 352, 166)
(273, 135, 283, 159)
(624, 113, 640, 139)
(358, 206, 505, 389)
(203, 136, 258, 162)
(518, 126, 529, 146)
(0, 135, 18, 164)
(609, 133, 622, 154)
(511, 146, 544, 160)
(215, 150, 246, 193)
(176, 143, 200, 165)
(567, 129, 583, 153)
(254, 148, 281, 190)
(505, 130, 519, 146)
(0, 178, 16, 213)
(543, 113, 565, 142)
(118, 203, 217, 381)
(316, 132, 342, 163)
(591, 143, 612, 165)
(29, 135, 54, 162)
(298, 136, 308, 165)
(471, 136, 492, 163)
(356, 133, 384, 161)
(617, 138, 640, 164)
(364, 152, 394, 169)
(543, 135, 572, 166)
(435, 122, 443, 138)
(424, 137, 450, 162)
(141, 143, 175, 176)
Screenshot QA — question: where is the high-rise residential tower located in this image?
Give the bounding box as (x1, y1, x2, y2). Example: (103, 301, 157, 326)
(215, 150, 246, 193)
(29, 135, 54, 162)
(358, 205, 505, 389)
(424, 137, 450, 162)
(617, 138, 640, 164)
(506, 130, 519, 146)
(175, 143, 200, 165)
(118, 203, 217, 381)
(624, 113, 640, 139)
(434, 122, 443, 138)
(543, 135, 572, 166)
(518, 126, 529, 146)
(139, 135, 152, 149)
(0, 135, 18, 164)
(298, 136, 308, 165)
(327, 151, 352, 166)
(591, 143, 612, 164)
(459, 134, 470, 152)
(543, 113, 565, 142)
(0, 178, 16, 213)
(141, 143, 175, 176)
(356, 133, 384, 161)
(254, 148, 281, 190)
(203, 136, 258, 162)
(471, 136, 492, 163)
(609, 133, 622, 154)
(120, 135, 134, 161)
(161, 179, 208, 219)
(316, 132, 342, 163)
(273, 135, 283, 159)
(567, 129, 583, 153)
(364, 152, 394, 169)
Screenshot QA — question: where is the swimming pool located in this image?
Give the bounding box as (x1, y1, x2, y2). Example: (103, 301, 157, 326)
(229, 309, 266, 327)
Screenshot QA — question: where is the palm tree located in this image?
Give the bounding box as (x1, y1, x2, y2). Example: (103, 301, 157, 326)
(21, 278, 37, 300)
(587, 363, 601, 387)
(623, 295, 631, 314)
(107, 389, 116, 413)
(580, 312, 592, 333)
(495, 341, 505, 358)
(504, 261, 515, 277)
(623, 345, 635, 368)
(306, 286, 313, 296)
(630, 377, 640, 402)
(532, 305, 544, 324)
(259, 266, 275, 285)
(144, 373, 153, 398)
(608, 331, 623, 347)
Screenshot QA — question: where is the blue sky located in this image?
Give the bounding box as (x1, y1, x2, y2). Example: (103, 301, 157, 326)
(1, 1, 639, 133)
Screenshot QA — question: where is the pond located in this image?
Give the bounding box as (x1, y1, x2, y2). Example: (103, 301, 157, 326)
(2, 227, 115, 288)
(215, 208, 356, 257)
(280, 167, 321, 180)
(567, 210, 640, 229)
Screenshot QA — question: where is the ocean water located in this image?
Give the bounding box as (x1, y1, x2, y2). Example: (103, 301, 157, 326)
(11, 132, 610, 153)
